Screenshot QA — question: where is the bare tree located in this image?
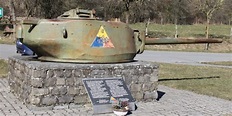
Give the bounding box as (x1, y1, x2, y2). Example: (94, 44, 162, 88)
(0, 0, 10, 16)
(122, 0, 134, 24)
(199, 0, 224, 39)
(223, 0, 232, 25)
(189, 0, 224, 49)
(9, 0, 16, 22)
(1, 0, 231, 25)
(8, 0, 16, 40)
(22, 0, 40, 18)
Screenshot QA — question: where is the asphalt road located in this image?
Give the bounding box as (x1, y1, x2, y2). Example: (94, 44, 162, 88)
(0, 44, 18, 60)
(0, 44, 232, 68)
(135, 50, 232, 68)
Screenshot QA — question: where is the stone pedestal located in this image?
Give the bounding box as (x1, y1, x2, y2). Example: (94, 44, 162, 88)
(8, 56, 158, 110)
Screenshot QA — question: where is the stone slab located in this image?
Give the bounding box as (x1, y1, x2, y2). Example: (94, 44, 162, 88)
(83, 78, 135, 114)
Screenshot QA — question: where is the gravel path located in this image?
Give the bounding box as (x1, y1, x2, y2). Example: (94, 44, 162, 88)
(0, 78, 231, 116)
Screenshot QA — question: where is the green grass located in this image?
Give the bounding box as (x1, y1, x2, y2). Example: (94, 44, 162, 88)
(158, 63, 232, 101)
(0, 30, 15, 44)
(0, 59, 8, 77)
(201, 61, 232, 66)
(0, 38, 15, 44)
(130, 23, 232, 39)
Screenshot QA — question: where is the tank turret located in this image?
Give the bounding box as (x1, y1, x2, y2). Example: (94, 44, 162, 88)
(16, 8, 222, 63)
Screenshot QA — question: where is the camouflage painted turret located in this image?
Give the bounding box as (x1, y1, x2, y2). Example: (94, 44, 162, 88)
(16, 8, 222, 63)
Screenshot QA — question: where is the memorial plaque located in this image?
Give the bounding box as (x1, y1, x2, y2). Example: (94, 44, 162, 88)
(83, 77, 135, 114)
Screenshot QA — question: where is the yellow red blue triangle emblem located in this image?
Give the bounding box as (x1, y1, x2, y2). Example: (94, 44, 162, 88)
(91, 26, 114, 48)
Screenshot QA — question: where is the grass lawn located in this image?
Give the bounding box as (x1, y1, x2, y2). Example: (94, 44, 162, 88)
(158, 63, 232, 101)
(201, 61, 232, 66)
(0, 38, 15, 44)
(130, 23, 231, 39)
(0, 59, 8, 77)
(0, 30, 15, 44)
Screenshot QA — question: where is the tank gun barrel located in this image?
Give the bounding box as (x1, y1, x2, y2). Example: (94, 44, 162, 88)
(145, 37, 223, 45)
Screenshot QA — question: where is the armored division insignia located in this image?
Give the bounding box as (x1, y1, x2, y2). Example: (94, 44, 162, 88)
(91, 26, 115, 48)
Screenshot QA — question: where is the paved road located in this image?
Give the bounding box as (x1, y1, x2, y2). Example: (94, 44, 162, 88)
(135, 50, 232, 63)
(135, 50, 232, 68)
(0, 44, 18, 60)
(0, 78, 231, 116)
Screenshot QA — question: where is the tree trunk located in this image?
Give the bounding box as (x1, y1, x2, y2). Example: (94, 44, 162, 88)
(175, 24, 178, 38)
(9, 0, 16, 22)
(229, 17, 231, 25)
(205, 19, 209, 39)
(175, 17, 178, 38)
(205, 18, 210, 50)
(125, 11, 129, 24)
(9, 0, 16, 40)
(104, 9, 107, 20)
(230, 27, 232, 39)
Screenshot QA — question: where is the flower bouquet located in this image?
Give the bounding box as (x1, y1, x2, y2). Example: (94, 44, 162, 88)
(110, 97, 129, 116)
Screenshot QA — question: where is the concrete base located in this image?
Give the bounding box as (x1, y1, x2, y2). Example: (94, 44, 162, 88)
(8, 56, 158, 110)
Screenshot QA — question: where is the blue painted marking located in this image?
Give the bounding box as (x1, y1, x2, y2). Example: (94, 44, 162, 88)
(91, 37, 103, 47)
